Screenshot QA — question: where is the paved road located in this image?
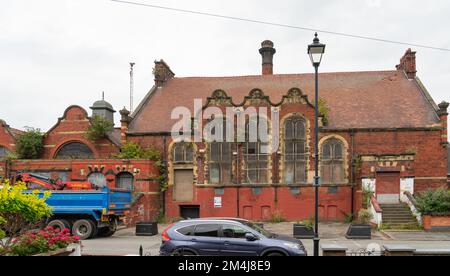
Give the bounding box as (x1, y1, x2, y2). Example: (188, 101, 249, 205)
(81, 223, 450, 256)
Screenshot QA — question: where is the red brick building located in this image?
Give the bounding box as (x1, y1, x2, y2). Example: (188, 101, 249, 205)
(1, 42, 448, 223)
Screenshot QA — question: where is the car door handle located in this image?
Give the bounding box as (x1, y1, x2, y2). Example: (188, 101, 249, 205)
(224, 241, 230, 246)
(191, 238, 198, 242)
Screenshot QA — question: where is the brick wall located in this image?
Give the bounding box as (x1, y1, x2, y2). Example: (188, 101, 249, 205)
(42, 106, 120, 159)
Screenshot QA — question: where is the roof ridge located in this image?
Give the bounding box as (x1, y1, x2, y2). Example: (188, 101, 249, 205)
(171, 70, 400, 80)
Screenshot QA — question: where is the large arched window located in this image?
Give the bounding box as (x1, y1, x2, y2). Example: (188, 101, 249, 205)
(243, 116, 269, 184)
(88, 173, 107, 188)
(321, 138, 345, 184)
(284, 116, 307, 184)
(116, 172, 134, 190)
(0, 146, 9, 159)
(55, 142, 94, 159)
(173, 143, 194, 163)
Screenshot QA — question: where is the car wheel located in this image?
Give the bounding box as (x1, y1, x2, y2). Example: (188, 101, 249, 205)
(266, 252, 286, 257)
(72, 219, 95, 240)
(48, 219, 71, 232)
(173, 249, 197, 256)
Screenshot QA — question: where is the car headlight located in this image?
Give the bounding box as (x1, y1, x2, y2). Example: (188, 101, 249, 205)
(283, 242, 301, 250)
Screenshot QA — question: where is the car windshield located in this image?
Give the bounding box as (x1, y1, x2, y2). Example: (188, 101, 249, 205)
(242, 221, 273, 238)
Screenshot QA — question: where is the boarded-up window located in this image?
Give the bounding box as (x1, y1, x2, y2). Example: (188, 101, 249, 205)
(209, 142, 233, 184)
(174, 170, 194, 202)
(284, 117, 307, 184)
(116, 172, 134, 190)
(55, 142, 94, 159)
(321, 139, 345, 184)
(173, 143, 194, 163)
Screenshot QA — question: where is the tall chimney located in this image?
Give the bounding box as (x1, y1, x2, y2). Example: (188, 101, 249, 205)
(396, 48, 417, 79)
(154, 60, 175, 87)
(259, 40, 276, 75)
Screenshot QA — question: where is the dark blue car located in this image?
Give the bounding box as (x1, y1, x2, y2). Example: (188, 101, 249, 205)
(159, 218, 307, 256)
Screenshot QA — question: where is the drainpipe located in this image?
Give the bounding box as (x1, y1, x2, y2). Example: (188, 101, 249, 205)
(235, 145, 240, 218)
(162, 135, 168, 216)
(350, 129, 356, 216)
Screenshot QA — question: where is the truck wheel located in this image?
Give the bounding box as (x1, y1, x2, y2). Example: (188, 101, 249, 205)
(89, 220, 98, 239)
(48, 219, 70, 232)
(72, 219, 96, 240)
(98, 227, 116, 238)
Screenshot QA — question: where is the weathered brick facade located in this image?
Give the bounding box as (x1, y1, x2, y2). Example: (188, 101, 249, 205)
(1, 42, 448, 223)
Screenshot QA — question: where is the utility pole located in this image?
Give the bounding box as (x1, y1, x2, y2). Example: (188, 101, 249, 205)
(130, 62, 136, 113)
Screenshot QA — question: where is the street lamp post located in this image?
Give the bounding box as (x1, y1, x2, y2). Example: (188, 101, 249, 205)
(308, 33, 326, 257)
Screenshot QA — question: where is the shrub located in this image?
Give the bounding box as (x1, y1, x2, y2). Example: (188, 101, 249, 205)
(415, 188, 450, 215)
(269, 210, 286, 223)
(15, 128, 44, 159)
(362, 188, 375, 209)
(86, 115, 114, 143)
(300, 217, 314, 230)
(0, 180, 52, 255)
(357, 209, 373, 225)
(9, 227, 79, 256)
(116, 142, 161, 161)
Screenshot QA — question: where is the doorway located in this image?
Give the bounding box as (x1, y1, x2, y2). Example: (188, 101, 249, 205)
(376, 172, 401, 204)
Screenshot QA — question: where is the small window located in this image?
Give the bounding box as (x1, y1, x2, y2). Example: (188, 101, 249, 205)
(177, 225, 195, 236)
(116, 172, 134, 190)
(173, 143, 194, 163)
(194, 224, 220, 237)
(0, 146, 9, 159)
(222, 225, 248, 239)
(88, 173, 107, 187)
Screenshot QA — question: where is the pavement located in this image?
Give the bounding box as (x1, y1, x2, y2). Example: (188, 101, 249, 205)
(81, 222, 450, 256)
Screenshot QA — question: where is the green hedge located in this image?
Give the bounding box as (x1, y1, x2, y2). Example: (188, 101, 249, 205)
(415, 188, 450, 215)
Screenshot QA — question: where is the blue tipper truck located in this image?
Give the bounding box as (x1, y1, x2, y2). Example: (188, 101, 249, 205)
(28, 187, 132, 240)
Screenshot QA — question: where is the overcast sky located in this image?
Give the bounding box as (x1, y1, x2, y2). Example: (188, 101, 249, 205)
(0, 0, 449, 131)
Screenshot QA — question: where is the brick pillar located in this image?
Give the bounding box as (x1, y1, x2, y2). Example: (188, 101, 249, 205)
(120, 107, 131, 145)
(438, 101, 449, 145)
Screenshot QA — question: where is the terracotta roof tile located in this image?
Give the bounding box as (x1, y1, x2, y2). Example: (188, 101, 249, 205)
(129, 70, 440, 133)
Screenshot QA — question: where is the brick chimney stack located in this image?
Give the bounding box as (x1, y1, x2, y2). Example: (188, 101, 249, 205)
(396, 48, 417, 79)
(259, 40, 276, 75)
(438, 101, 449, 145)
(120, 107, 131, 145)
(154, 60, 175, 87)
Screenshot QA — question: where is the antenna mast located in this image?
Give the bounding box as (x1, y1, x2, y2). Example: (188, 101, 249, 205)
(130, 62, 136, 113)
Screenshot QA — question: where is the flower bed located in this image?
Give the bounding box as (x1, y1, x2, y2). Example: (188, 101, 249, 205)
(9, 227, 80, 256)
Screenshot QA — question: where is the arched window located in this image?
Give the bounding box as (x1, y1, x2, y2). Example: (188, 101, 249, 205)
(173, 143, 194, 163)
(284, 116, 307, 184)
(321, 138, 345, 184)
(88, 173, 107, 188)
(116, 172, 134, 190)
(243, 116, 269, 184)
(0, 146, 9, 159)
(55, 142, 94, 159)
